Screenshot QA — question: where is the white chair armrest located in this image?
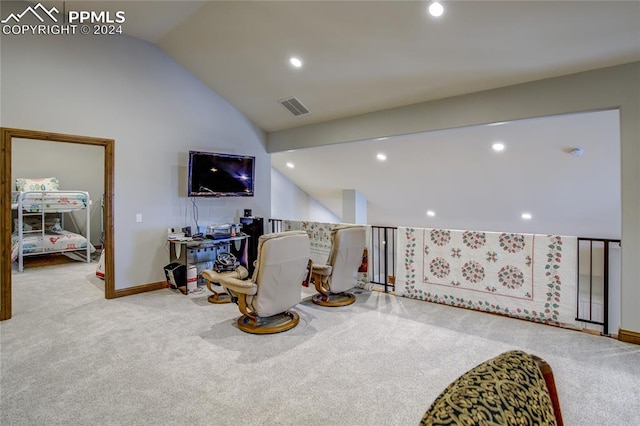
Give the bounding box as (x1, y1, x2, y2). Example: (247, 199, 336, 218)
(312, 264, 333, 276)
(219, 276, 258, 296)
(234, 266, 250, 280)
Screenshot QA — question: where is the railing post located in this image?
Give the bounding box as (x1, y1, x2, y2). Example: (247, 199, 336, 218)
(366, 225, 397, 292)
(603, 241, 610, 336)
(576, 237, 619, 336)
(383, 228, 388, 293)
(268, 218, 282, 233)
(589, 240, 593, 321)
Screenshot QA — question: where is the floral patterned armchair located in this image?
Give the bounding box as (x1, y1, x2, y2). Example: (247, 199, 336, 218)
(421, 350, 563, 426)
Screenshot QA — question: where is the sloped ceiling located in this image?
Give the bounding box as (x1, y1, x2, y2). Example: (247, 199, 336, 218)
(24, 1, 640, 237)
(30, 1, 639, 133)
(155, 1, 640, 133)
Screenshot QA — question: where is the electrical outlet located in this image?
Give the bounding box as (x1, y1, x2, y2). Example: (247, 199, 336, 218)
(136, 213, 142, 223)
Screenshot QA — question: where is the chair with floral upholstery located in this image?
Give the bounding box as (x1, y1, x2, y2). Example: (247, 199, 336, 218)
(420, 350, 563, 426)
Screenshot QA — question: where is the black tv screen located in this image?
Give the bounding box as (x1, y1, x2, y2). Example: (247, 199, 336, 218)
(188, 151, 255, 197)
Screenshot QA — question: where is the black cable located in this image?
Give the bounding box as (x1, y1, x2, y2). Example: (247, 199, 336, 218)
(191, 197, 199, 232)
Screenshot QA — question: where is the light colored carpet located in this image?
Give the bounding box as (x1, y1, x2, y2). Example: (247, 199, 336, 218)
(1, 262, 639, 425)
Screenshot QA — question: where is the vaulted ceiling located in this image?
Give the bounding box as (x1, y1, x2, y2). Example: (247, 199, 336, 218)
(35, 1, 640, 133)
(30, 1, 640, 236)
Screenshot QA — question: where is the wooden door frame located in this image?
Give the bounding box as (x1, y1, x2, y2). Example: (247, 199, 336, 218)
(1, 128, 115, 320)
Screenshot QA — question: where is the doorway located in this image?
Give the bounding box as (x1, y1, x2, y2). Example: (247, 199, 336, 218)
(1, 128, 115, 320)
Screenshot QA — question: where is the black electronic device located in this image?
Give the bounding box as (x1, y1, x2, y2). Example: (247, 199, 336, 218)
(188, 151, 255, 197)
(240, 216, 264, 276)
(164, 263, 185, 291)
(244, 209, 252, 217)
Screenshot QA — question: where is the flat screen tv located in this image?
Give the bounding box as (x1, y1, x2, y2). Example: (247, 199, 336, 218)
(188, 151, 255, 197)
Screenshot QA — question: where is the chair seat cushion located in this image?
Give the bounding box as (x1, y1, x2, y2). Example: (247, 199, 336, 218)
(421, 350, 558, 425)
(311, 264, 332, 276)
(219, 275, 258, 296)
(202, 266, 249, 283)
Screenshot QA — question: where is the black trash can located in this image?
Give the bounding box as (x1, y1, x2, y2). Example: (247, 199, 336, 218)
(163, 262, 185, 290)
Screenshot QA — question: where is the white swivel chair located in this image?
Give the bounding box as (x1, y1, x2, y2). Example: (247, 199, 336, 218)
(201, 263, 249, 304)
(310, 225, 366, 307)
(219, 231, 311, 334)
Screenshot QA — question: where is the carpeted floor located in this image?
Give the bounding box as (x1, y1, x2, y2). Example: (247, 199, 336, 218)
(1, 262, 639, 425)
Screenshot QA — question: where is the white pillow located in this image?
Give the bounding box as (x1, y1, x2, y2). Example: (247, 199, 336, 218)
(15, 177, 59, 192)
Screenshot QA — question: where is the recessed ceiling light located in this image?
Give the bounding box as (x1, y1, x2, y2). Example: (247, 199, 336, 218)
(286, 162, 295, 169)
(521, 212, 532, 220)
(487, 122, 506, 127)
(428, 1, 444, 17)
(492, 142, 505, 152)
(426, 210, 436, 217)
(376, 153, 387, 161)
(289, 57, 302, 68)
(375, 137, 388, 141)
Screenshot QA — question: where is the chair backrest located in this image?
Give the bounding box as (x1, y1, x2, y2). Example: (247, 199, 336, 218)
(420, 350, 562, 425)
(252, 231, 310, 317)
(326, 225, 366, 293)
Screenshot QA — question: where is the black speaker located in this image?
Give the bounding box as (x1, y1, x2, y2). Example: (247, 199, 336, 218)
(240, 216, 264, 275)
(243, 209, 252, 217)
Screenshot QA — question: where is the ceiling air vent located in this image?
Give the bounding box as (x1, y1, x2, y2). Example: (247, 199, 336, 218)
(278, 96, 310, 117)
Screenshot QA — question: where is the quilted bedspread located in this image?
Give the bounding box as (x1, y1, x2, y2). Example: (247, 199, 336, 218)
(281, 220, 370, 287)
(396, 227, 578, 328)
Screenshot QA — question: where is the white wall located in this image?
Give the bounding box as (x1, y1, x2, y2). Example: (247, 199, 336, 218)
(271, 167, 340, 223)
(1, 31, 269, 290)
(12, 139, 104, 245)
(309, 198, 341, 224)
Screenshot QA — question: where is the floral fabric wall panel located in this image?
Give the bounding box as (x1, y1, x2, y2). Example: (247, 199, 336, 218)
(282, 220, 334, 264)
(282, 220, 370, 287)
(397, 227, 578, 328)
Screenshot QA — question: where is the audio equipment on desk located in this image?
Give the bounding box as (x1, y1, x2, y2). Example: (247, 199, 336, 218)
(205, 224, 232, 240)
(167, 227, 185, 240)
(240, 216, 264, 275)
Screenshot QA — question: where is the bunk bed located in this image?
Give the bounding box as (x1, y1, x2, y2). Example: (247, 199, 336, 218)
(11, 181, 94, 272)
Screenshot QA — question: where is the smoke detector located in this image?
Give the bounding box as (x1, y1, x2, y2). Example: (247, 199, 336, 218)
(570, 147, 585, 157)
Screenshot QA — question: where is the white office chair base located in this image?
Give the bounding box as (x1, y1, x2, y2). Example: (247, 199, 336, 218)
(236, 311, 300, 334)
(312, 292, 356, 307)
